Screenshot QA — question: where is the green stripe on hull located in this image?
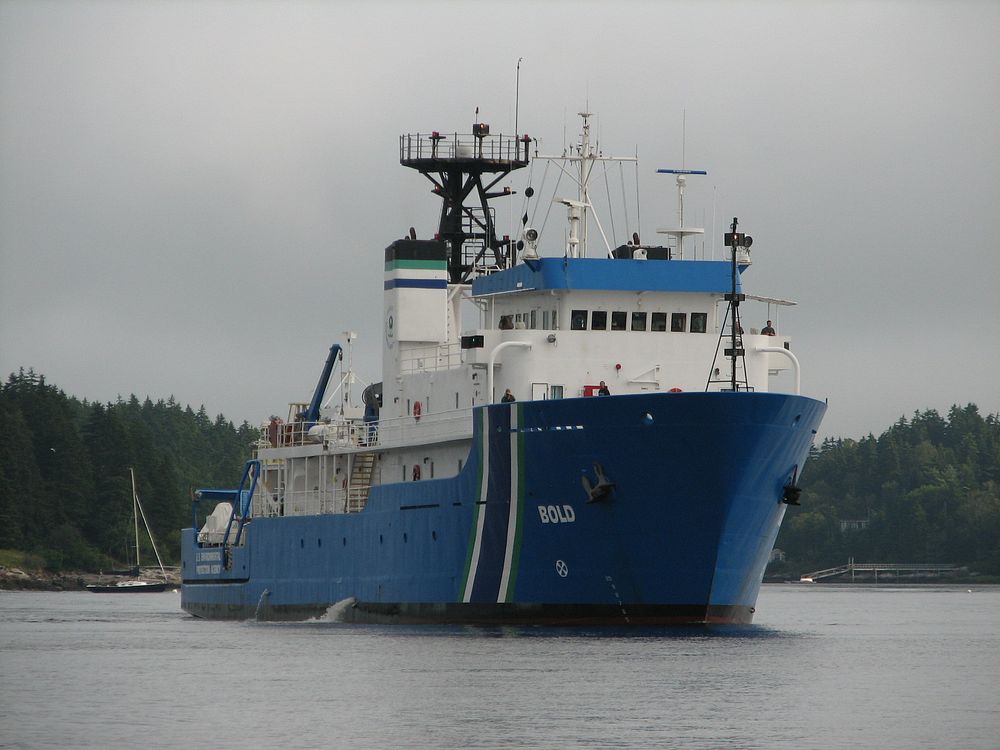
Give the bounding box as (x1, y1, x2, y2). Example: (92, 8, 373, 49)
(458, 409, 486, 599)
(384, 259, 448, 271)
(502, 404, 525, 602)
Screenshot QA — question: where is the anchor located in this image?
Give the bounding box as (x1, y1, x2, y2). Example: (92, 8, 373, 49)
(782, 465, 802, 505)
(581, 462, 615, 503)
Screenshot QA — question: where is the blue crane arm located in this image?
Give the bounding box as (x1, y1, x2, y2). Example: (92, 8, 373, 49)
(303, 344, 342, 423)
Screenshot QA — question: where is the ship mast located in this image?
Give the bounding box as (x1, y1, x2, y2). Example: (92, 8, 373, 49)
(400, 124, 531, 283)
(535, 112, 637, 258)
(655, 168, 706, 259)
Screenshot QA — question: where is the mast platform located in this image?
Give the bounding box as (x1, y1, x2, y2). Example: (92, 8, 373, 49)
(399, 131, 530, 170)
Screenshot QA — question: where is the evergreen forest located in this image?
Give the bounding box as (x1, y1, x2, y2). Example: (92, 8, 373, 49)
(0, 370, 256, 571)
(774, 404, 1000, 577)
(1, 369, 999, 577)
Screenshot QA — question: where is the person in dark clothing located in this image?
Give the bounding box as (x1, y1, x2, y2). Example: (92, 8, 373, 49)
(597, 381, 611, 396)
(761, 320, 776, 336)
(501, 389, 516, 402)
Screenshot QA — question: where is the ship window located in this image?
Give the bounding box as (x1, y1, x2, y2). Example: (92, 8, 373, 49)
(651, 312, 667, 331)
(455, 392, 459, 409)
(671, 313, 687, 332)
(591, 310, 607, 330)
(611, 311, 627, 331)
(631, 312, 647, 331)
(571, 310, 587, 330)
(550, 385, 564, 399)
(529, 310, 537, 329)
(430, 461, 435, 478)
(552, 310, 558, 330)
(542, 310, 550, 329)
(691, 312, 708, 333)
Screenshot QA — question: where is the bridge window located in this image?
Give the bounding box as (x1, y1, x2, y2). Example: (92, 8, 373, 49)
(552, 310, 558, 330)
(542, 310, 549, 329)
(631, 312, 647, 331)
(691, 312, 708, 333)
(611, 311, 627, 331)
(651, 312, 667, 332)
(550, 385, 564, 399)
(591, 311, 607, 330)
(571, 310, 587, 330)
(671, 313, 687, 332)
(529, 310, 537, 329)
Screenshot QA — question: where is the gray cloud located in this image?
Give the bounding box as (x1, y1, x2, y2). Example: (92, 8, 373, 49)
(2, 0, 998, 440)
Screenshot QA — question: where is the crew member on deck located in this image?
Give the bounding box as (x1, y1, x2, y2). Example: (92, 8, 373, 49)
(597, 381, 611, 396)
(761, 320, 776, 336)
(501, 389, 516, 403)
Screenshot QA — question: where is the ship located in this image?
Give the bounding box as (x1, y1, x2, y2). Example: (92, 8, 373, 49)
(180, 114, 826, 624)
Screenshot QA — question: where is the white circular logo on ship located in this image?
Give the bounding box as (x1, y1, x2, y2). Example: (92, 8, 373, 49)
(385, 306, 395, 347)
(555, 560, 569, 578)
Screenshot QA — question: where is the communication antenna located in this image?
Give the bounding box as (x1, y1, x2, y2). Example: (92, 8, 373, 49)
(655, 168, 707, 259)
(515, 57, 523, 136)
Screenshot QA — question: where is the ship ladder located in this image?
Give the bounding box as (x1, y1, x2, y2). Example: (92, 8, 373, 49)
(345, 453, 377, 513)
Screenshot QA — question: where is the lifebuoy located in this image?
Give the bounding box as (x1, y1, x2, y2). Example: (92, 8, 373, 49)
(413, 401, 422, 421)
(412, 464, 421, 481)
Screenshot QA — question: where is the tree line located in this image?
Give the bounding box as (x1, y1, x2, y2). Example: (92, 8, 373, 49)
(0, 369, 256, 571)
(2, 369, 998, 576)
(775, 404, 1000, 577)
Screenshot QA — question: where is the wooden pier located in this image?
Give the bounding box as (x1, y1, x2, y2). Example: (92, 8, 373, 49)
(800, 558, 958, 583)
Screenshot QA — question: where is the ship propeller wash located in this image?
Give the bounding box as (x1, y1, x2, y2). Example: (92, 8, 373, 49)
(181, 114, 826, 624)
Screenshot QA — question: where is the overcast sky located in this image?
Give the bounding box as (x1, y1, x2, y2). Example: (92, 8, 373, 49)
(2, 0, 998, 441)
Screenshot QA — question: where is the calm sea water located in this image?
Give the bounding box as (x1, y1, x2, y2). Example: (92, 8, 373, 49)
(1, 585, 998, 749)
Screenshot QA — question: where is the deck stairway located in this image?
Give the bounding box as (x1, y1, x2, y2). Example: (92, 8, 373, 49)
(345, 453, 376, 513)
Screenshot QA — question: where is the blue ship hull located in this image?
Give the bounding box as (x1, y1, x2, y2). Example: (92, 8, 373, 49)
(181, 392, 825, 624)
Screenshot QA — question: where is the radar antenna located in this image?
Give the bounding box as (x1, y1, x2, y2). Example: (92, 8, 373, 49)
(655, 168, 707, 260)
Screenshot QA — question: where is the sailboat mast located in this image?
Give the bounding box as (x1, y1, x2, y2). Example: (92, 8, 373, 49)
(130, 467, 169, 581)
(131, 468, 140, 570)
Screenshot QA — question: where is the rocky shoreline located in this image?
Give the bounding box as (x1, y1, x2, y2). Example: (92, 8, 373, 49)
(0, 566, 181, 591)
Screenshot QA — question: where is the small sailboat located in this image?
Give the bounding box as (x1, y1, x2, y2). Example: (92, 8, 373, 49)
(87, 468, 169, 593)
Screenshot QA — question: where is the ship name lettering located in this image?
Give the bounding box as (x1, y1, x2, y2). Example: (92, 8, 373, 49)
(196, 564, 221, 575)
(538, 504, 576, 524)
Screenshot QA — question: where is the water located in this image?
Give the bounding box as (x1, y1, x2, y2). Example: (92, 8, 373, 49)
(1, 585, 998, 749)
